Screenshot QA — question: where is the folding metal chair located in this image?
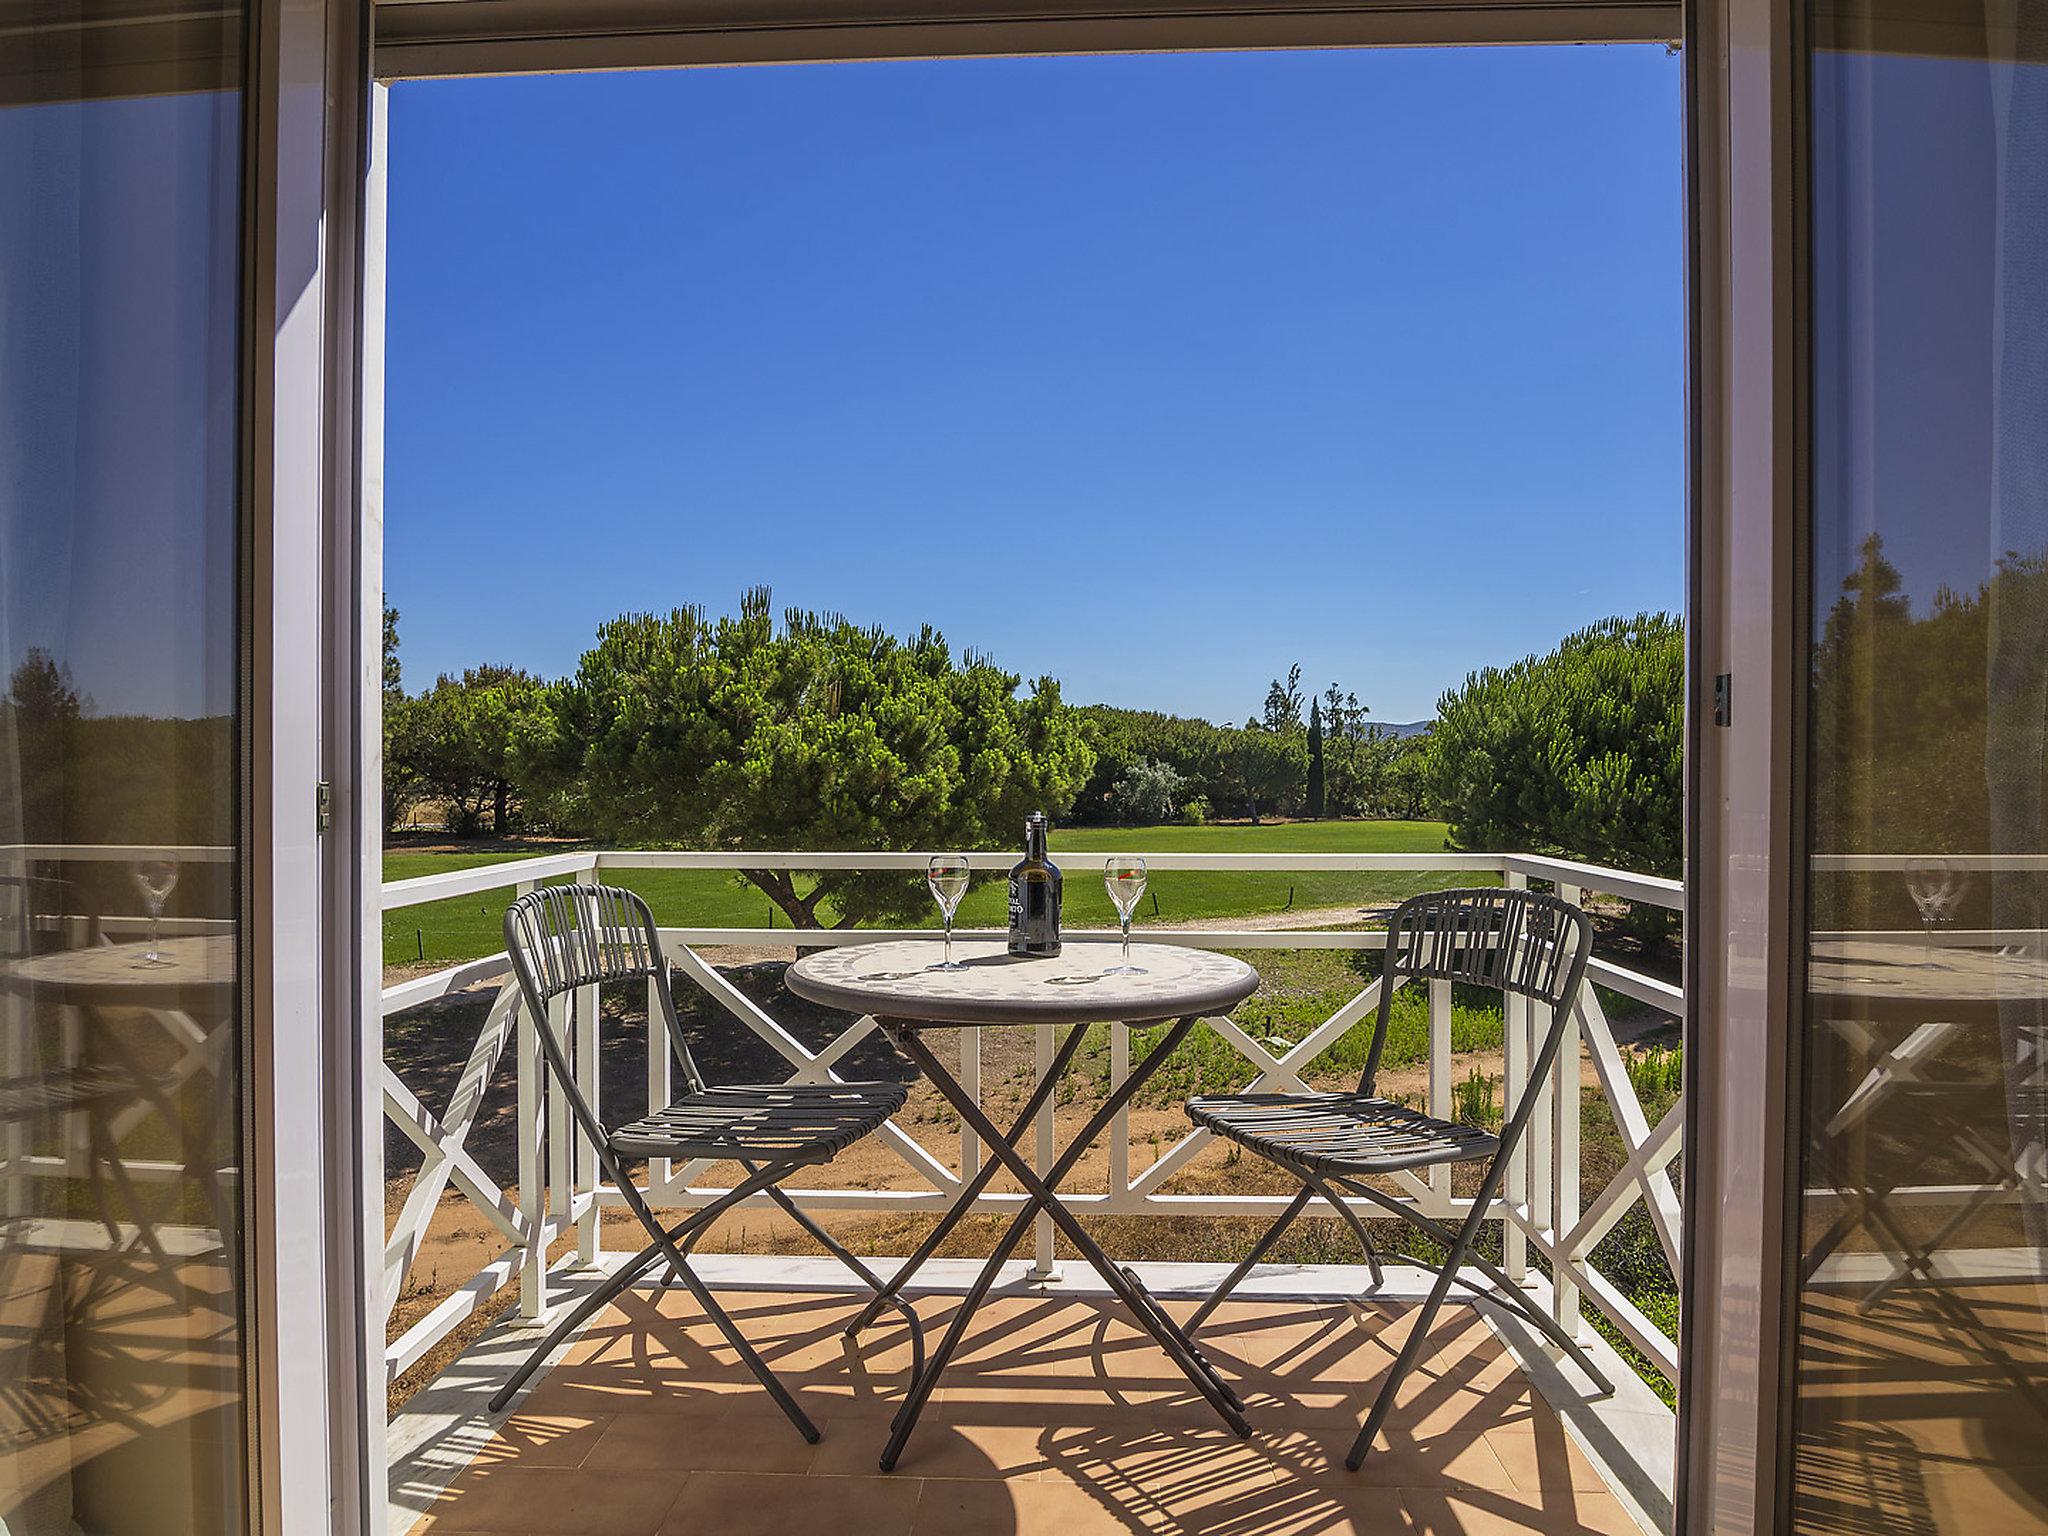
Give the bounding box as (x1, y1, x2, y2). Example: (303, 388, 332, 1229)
(1183, 886, 1614, 1469)
(487, 883, 923, 1440)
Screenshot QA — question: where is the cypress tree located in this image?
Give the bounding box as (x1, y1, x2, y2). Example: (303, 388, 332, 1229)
(1306, 696, 1327, 819)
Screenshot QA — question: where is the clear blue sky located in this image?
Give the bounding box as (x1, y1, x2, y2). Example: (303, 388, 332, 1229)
(386, 45, 1683, 725)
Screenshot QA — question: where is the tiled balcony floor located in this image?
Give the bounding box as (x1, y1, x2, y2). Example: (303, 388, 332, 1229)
(404, 1284, 1647, 1536)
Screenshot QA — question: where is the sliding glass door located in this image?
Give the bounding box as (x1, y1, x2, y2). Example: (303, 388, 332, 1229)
(1795, 1, 2048, 1529)
(0, 7, 251, 1533)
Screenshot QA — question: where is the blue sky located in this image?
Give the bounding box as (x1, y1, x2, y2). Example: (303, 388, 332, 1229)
(386, 45, 1683, 724)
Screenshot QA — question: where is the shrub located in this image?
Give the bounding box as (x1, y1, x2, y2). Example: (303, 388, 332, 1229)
(1423, 612, 1682, 879)
(1112, 758, 1188, 825)
(516, 589, 1094, 926)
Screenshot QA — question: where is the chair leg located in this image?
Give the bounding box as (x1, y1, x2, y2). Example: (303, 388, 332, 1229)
(663, 1255, 822, 1443)
(1186, 1184, 1313, 1330)
(488, 1162, 817, 1441)
(761, 1180, 927, 1385)
(487, 1236, 673, 1413)
(1347, 1197, 1494, 1470)
(1303, 1171, 1385, 1289)
(1330, 1174, 1614, 1396)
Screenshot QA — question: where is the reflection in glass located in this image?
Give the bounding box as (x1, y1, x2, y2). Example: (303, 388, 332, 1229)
(130, 857, 182, 967)
(0, 19, 249, 1535)
(1796, 10, 2048, 1531)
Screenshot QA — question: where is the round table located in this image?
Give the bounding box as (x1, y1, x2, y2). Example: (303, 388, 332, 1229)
(0, 935, 238, 1263)
(1809, 935, 2048, 1022)
(786, 937, 1260, 1470)
(1802, 936, 2047, 1311)
(786, 937, 1258, 1027)
(2, 935, 235, 1007)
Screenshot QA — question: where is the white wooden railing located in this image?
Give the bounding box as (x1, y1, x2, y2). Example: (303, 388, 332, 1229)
(379, 849, 1687, 1391)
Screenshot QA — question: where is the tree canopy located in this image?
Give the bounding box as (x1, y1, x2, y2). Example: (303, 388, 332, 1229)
(519, 588, 1094, 926)
(1422, 613, 1682, 877)
(393, 665, 549, 835)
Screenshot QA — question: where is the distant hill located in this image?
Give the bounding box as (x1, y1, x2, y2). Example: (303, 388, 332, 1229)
(1369, 720, 1432, 740)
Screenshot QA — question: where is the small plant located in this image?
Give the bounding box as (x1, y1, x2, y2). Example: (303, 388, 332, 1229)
(1451, 1068, 1501, 1130)
(1624, 1044, 1682, 1102)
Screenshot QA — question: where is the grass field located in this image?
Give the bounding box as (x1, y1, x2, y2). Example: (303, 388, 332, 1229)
(381, 819, 1481, 968)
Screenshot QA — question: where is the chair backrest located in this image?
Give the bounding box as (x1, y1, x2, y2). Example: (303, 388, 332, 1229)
(1357, 886, 1594, 1095)
(503, 884, 706, 1111)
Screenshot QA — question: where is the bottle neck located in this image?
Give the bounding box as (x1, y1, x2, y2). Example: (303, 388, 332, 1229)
(1026, 821, 1047, 860)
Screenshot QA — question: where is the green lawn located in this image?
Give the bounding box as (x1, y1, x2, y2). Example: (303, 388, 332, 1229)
(381, 820, 1478, 969)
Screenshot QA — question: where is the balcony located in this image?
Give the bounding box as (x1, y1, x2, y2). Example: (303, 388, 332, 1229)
(379, 850, 1684, 1536)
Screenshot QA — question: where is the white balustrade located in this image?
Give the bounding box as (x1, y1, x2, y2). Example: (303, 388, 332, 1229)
(376, 848, 1689, 1390)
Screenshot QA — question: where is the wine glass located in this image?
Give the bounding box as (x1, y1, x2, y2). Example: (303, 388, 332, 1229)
(1904, 857, 1962, 967)
(1104, 857, 1148, 975)
(927, 855, 970, 971)
(131, 856, 180, 967)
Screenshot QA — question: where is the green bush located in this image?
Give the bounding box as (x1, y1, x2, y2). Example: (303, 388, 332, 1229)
(1422, 613, 1681, 880)
(1451, 1068, 1501, 1130)
(1624, 1044, 1683, 1103)
(516, 589, 1094, 926)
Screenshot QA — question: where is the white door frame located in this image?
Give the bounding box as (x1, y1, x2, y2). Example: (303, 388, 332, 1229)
(1675, 0, 1808, 1525)
(243, 0, 378, 1527)
(347, 8, 1815, 1533)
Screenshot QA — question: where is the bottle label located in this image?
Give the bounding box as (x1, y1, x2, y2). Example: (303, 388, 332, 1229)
(1007, 870, 1062, 956)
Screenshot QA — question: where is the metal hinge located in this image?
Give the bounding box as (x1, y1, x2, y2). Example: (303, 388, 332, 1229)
(316, 780, 333, 834)
(1713, 673, 1732, 727)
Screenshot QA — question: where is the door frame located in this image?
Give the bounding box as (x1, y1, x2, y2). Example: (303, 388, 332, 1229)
(242, 0, 380, 1527)
(322, 5, 1815, 1532)
(1674, 0, 1809, 1524)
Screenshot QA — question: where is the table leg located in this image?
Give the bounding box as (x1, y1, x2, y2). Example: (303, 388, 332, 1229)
(879, 1018, 1250, 1472)
(843, 1019, 1093, 1338)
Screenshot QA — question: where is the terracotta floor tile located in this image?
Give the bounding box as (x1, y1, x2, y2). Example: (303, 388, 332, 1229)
(1401, 1486, 1643, 1535)
(911, 1477, 1153, 1536)
(1481, 1423, 1611, 1495)
(519, 1370, 833, 1421)
(1259, 1427, 1517, 1491)
(656, 1472, 922, 1536)
(431, 1291, 1645, 1536)
(814, 1417, 1059, 1480)
(466, 1412, 613, 1470)
(1148, 1380, 1365, 1430)
(1178, 1482, 1411, 1536)
(584, 1411, 821, 1475)
(427, 1465, 688, 1536)
(1040, 1421, 1281, 1511)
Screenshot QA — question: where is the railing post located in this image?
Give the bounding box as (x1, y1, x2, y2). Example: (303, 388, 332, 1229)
(1109, 1022, 1130, 1212)
(1553, 882, 1585, 1335)
(547, 990, 574, 1264)
(646, 972, 670, 1195)
(1502, 869, 1530, 1283)
(959, 1026, 981, 1184)
(513, 880, 549, 1323)
(1528, 992, 1555, 1296)
(573, 871, 602, 1267)
(1428, 979, 1452, 1217)
(1031, 1020, 1061, 1281)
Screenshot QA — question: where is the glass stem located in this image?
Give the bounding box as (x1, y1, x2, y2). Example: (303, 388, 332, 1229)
(1122, 915, 1131, 969)
(149, 913, 161, 963)
(944, 917, 953, 969)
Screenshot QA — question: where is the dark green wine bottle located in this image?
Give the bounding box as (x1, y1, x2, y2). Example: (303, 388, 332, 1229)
(1006, 811, 1062, 957)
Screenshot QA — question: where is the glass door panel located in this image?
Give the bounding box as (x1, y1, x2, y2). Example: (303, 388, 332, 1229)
(1797, 3, 2048, 1530)
(0, 11, 250, 1534)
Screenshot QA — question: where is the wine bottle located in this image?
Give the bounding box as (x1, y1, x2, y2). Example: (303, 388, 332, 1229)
(1006, 811, 1062, 957)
